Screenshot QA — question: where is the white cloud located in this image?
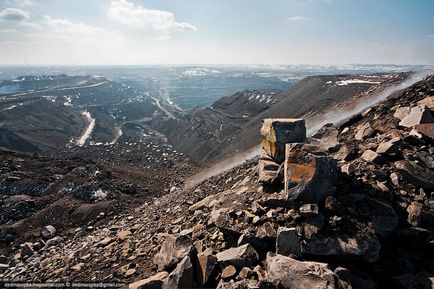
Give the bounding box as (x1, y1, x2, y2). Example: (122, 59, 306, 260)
(287, 16, 311, 22)
(0, 15, 130, 65)
(291, 0, 333, 6)
(0, 7, 30, 22)
(428, 34, 434, 39)
(4, 0, 34, 7)
(18, 21, 41, 29)
(106, 0, 197, 39)
(42, 16, 110, 39)
(0, 28, 16, 33)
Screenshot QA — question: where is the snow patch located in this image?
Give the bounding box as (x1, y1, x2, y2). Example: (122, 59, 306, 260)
(76, 111, 95, 147)
(336, 79, 381, 86)
(2, 102, 24, 111)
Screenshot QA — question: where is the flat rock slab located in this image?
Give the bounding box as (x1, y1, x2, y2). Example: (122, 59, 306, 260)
(261, 118, 306, 163)
(153, 235, 193, 271)
(266, 253, 341, 289)
(399, 105, 434, 128)
(216, 243, 258, 270)
(395, 160, 434, 191)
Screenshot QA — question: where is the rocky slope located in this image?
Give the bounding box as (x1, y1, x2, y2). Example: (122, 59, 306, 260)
(154, 89, 284, 161)
(0, 74, 161, 153)
(1, 75, 433, 289)
(0, 146, 197, 258)
(159, 74, 408, 163)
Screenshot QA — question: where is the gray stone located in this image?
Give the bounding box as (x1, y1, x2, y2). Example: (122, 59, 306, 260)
(163, 256, 194, 289)
(276, 227, 301, 257)
(395, 160, 434, 191)
(340, 194, 397, 237)
(128, 271, 168, 289)
(399, 105, 434, 128)
(266, 253, 341, 289)
(299, 204, 319, 216)
(21, 242, 34, 257)
(418, 96, 434, 110)
(361, 150, 381, 164)
(261, 118, 307, 163)
(153, 235, 193, 271)
(284, 143, 336, 204)
(393, 106, 410, 121)
(45, 236, 61, 247)
(41, 225, 56, 239)
(216, 280, 249, 289)
(376, 138, 400, 156)
(189, 195, 216, 211)
(301, 232, 381, 262)
(341, 162, 355, 175)
(355, 122, 375, 140)
(221, 265, 237, 280)
(197, 250, 217, 286)
(216, 244, 258, 270)
(238, 267, 253, 279)
(258, 159, 281, 184)
(407, 202, 423, 227)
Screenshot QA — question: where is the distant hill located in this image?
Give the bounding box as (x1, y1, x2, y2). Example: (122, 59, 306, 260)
(158, 73, 408, 162)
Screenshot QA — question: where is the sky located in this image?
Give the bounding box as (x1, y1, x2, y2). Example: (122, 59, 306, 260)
(0, 0, 433, 65)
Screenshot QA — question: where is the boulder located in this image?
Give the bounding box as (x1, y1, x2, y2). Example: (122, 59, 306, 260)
(221, 265, 237, 280)
(393, 271, 434, 289)
(355, 122, 375, 140)
(197, 250, 217, 286)
(21, 242, 34, 257)
(393, 107, 411, 121)
(276, 227, 301, 257)
(216, 280, 249, 289)
(261, 118, 306, 163)
(117, 230, 132, 241)
(417, 96, 434, 110)
(128, 272, 168, 289)
(45, 236, 61, 247)
(299, 204, 319, 216)
(238, 267, 253, 279)
(266, 253, 341, 289)
(258, 159, 280, 184)
(216, 244, 258, 270)
(414, 123, 434, 141)
(340, 194, 397, 237)
(153, 235, 193, 271)
(189, 195, 217, 211)
(399, 105, 434, 128)
(407, 202, 423, 227)
(395, 160, 434, 191)
(361, 150, 382, 164)
(163, 256, 195, 289)
(376, 138, 400, 156)
(41, 225, 56, 239)
(300, 232, 381, 262)
(298, 215, 325, 239)
(284, 143, 336, 204)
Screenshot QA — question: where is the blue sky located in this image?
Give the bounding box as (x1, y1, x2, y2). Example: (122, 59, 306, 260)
(0, 0, 433, 65)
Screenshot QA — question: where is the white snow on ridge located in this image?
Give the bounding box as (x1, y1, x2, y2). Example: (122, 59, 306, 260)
(2, 102, 24, 111)
(76, 111, 95, 147)
(336, 79, 381, 86)
(183, 68, 222, 76)
(63, 96, 73, 106)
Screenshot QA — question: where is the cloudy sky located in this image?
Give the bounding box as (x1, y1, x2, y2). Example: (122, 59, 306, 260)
(0, 0, 433, 65)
